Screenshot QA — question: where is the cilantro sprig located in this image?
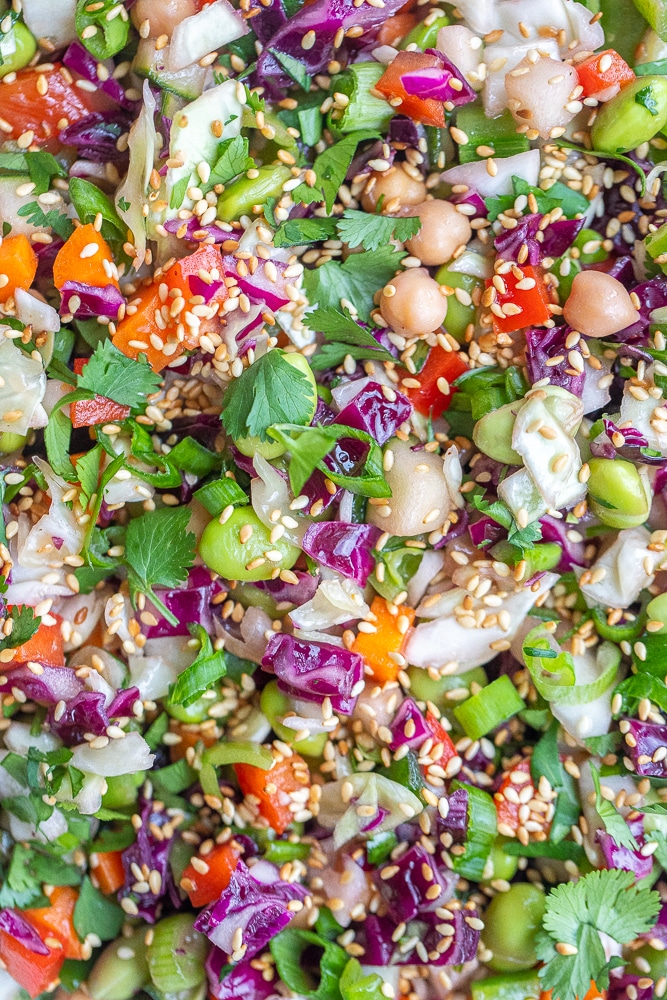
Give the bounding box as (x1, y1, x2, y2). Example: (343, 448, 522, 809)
(221, 350, 316, 443)
(124, 506, 196, 626)
(305, 306, 395, 371)
(536, 869, 660, 1000)
(302, 244, 406, 323)
(77, 339, 162, 410)
(274, 209, 421, 253)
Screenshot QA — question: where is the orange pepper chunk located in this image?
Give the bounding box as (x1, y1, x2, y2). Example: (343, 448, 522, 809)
(235, 753, 310, 835)
(53, 224, 118, 291)
(8, 611, 64, 668)
(0, 924, 64, 998)
(576, 49, 635, 100)
(91, 849, 126, 895)
(488, 264, 551, 335)
(352, 596, 416, 683)
(181, 843, 241, 907)
(112, 283, 184, 372)
(24, 887, 83, 961)
(0, 235, 37, 304)
(376, 51, 446, 127)
(163, 245, 228, 350)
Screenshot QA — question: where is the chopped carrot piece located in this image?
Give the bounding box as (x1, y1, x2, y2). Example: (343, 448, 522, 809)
(112, 283, 184, 372)
(181, 843, 241, 907)
(168, 722, 219, 763)
(53, 224, 118, 291)
(352, 596, 416, 683)
(235, 753, 310, 835)
(163, 245, 228, 350)
(0, 235, 37, 305)
(91, 850, 126, 896)
(24, 887, 83, 961)
(377, 12, 417, 46)
(8, 612, 64, 668)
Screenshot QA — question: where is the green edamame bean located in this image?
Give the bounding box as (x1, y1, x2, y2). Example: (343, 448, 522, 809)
(261, 680, 328, 756)
(647, 593, 667, 635)
(401, 11, 450, 50)
(591, 76, 667, 153)
(235, 352, 317, 459)
(482, 838, 519, 885)
(587, 457, 652, 529)
(482, 882, 546, 972)
(491, 540, 562, 577)
(199, 506, 300, 581)
(0, 23, 37, 79)
(88, 933, 149, 1000)
(435, 264, 482, 342)
(573, 228, 609, 264)
(628, 942, 667, 980)
(0, 431, 27, 454)
(217, 164, 292, 221)
(473, 401, 522, 465)
(147, 914, 207, 994)
(552, 254, 581, 304)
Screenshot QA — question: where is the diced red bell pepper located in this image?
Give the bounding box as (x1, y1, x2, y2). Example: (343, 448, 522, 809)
(163, 245, 228, 350)
(0, 924, 64, 998)
(576, 49, 635, 101)
(24, 887, 83, 961)
(424, 712, 458, 769)
(375, 51, 447, 127)
(235, 754, 310, 835)
(8, 611, 64, 668)
(488, 264, 551, 335)
(494, 757, 536, 836)
(181, 842, 241, 907)
(70, 358, 130, 429)
(402, 345, 468, 419)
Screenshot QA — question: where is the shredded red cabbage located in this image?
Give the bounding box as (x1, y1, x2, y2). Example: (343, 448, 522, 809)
(251, 570, 319, 608)
(525, 326, 585, 395)
(388, 697, 430, 751)
(334, 382, 412, 447)
(300, 522, 381, 586)
(423, 906, 482, 965)
(164, 217, 231, 243)
(495, 214, 583, 265)
(608, 976, 654, 1000)
(399, 49, 475, 106)
(59, 112, 132, 163)
(143, 568, 215, 638)
(539, 514, 586, 571)
(438, 787, 469, 844)
(63, 42, 137, 111)
(60, 281, 125, 320)
(48, 686, 141, 745)
(206, 949, 276, 1000)
(119, 797, 175, 922)
(374, 843, 457, 922)
(624, 720, 667, 777)
(597, 815, 653, 881)
(262, 632, 364, 715)
(0, 665, 82, 703)
(0, 910, 50, 954)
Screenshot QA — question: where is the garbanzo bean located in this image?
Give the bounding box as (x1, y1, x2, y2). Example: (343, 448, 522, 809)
(361, 164, 426, 212)
(132, 0, 197, 37)
(380, 267, 448, 337)
(563, 270, 639, 338)
(405, 199, 472, 266)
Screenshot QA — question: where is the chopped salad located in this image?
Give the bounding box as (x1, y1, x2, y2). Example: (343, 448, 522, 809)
(4, 0, 667, 999)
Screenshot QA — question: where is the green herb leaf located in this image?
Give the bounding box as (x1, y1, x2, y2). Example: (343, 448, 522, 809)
(69, 177, 129, 263)
(636, 85, 660, 115)
(306, 306, 395, 370)
(78, 339, 161, 409)
(17, 201, 74, 241)
(168, 623, 227, 707)
(0, 605, 41, 653)
(302, 244, 405, 323)
(124, 506, 196, 626)
(292, 131, 378, 213)
(336, 209, 422, 252)
(270, 50, 311, 90)
(208, 135, 256, 189)
(75, 446, 102, 510)
(221, 349, 316, 443)
(530, 722, 580, 842)
(74, 876, 124, 942)
(273, 217, 338, 248)
(590, 762, 638, 851)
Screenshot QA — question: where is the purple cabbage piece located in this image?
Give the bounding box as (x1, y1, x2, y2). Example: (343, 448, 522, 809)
(469, 515, 505, 549)
(0, 665, 82, 704)
(603, 418, 649, 449)
(262, 632, 364, 715)
(206, 948, 277, 1000)
(590, 418, 667, 466)
(63, 42, 137, 111)
(597, 815, 653, 880)
(60, 281, 125, 320)
(144, 568, 215, 638)
(375, 843, 457, 923)
(119, 797, 174, 923)
(163, 216, 231, 243)
(595, 256, 635, 286)
(256, 0, 408, 87)
(356, 914, 396, 966)
(451, 187, 487, 219)
(433, 507, 469, 549)
(194, 860, 297, 960)
(251, 570, 319, 608)
(301, 467, 341, 514)
(423, 906, 482, 966)
(495, 214, 583, 265)
(312, 397, 336, 426)
(108, 686, 141, 718)
(438, 787, 469, 844)
(248, 0, 287, 44)
(388, 116, 424, 149)
(539, 514, 586, 571)
(223, 254, 291, 311)
(334, 381, 412, 447)
(300, 522, 381, 586)
(388, 697, 430, 751)
(189, 275, 225, 304)
(400, 49, 476, 107)
(525, 326, 585, 395)
(0, 910, 49, 954)
(49, 686, 141, 744)
(615, 276, 667, 342)
(608, 976, 654, 1000)
(624, 720, 667, 777)
(59, 111, 131, 163)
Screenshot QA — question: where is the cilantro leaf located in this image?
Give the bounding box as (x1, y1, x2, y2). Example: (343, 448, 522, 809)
(335, 210, 422, 252)
(636, 85, 659, 116)
(302, 245, 405, 323)
(485, 177, 588, 224)
(270, 50, 311, 90)
(68, 178, 129, 264)
(17, 201, 75, 240)
(207, 135, 255, 189)
(537, 869, 661, 1000)
(273, 217, 338, 248)
(306, 306, 395, 371)
(124, 506, 196, 626)
(168, 624, 227, 707)
(0, 605, 41, 653)
(221, 350, 316, 443)
(74, 877, 124, 942)
(470, 491, 542, 552)
(590, 762, 638, 851)
(75, 446, 102, 511)
(269, 423, 391, 498)
(292, 131, 378, 213)
(78, 339, 162, 409)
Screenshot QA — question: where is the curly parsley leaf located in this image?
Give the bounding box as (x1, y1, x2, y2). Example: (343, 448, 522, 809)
(335, 210, 422, 252)
(590, 762, 638, 851)
(124, 506, 196, 626)
(302, 245, 405, 323)
(536, 869, 661, 1000)
(78, 339, 161, 409)
(305, 306, 395, 371)
(168, 624, 227, 708)
(269, 423, 391, 498)
(292, 131, 379, 213)
(221, 350, 316, 443)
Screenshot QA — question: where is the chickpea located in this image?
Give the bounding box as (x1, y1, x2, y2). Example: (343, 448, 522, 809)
(380, 268, 448, 338)
(405, 199, 472, 266)
(563, 270, 639, 338)
(131, 0, 197, 37)
(361, 164, 426, 213)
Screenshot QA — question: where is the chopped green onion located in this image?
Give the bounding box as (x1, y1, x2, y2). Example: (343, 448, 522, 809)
(523, 627, 621, 704)
(328, 64, 395, 135)
(202, 741, 273, 769)
(471, 969, 542, 1000)
(270, 928, 349, 1000)
(455, 107, 530, 164)
(450, 780, 497, 881)
(592, 605, 646, 643)
(146, 915, 207, 994)
(453, 675, 525, 741)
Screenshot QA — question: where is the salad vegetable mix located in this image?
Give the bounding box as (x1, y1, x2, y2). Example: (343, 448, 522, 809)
(6, 0, 667, 998)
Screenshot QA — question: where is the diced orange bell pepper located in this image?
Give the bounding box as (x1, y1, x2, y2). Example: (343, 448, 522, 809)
(163, 245, 228, 350)
(377, 12, 418, 46)
(424, 711, 458, 769)
(235, 753, 310, 835)
(375, 51, 446, 127)
(401, 345, 468, 418)
(8, 611, 64, 668)
(541, 983, 606, 1000)
(352, 596, 416, 684)
(181, 842, 241, 907)
(70, 357, 130, 429)
(0, 64, 114, 146)
(0, 924, 64, 998)
(112, 283, 184, 372)
(91, 849, 126, 895)
(0, 235, 37, 305)
(53, 224, 118, 292)
(168, 722, 220, 763)
(576, 49, 635, 101)
(24, 887, 83, 961)
(488, 264, 551, 335)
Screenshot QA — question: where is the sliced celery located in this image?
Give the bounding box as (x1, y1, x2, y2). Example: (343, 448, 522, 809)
(455, 107, 530, 164)
(203, 739, 273, 769)
(147, 915, 207, 994)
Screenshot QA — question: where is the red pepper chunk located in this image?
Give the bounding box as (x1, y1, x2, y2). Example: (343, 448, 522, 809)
(576, 49, 635, 101)
(375, 51, 447, 127)
(0, 925, 64, 998)
(488, 264, 551, 334)
(70, 358, 131, 429)
(24, 887, 83, 961)
(402, 345, 468, 418)
(424, 712, 458, 769)
(235, 754, 310, 835)
(181, 842, 241, 907)
(7, 611, 64, 668)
